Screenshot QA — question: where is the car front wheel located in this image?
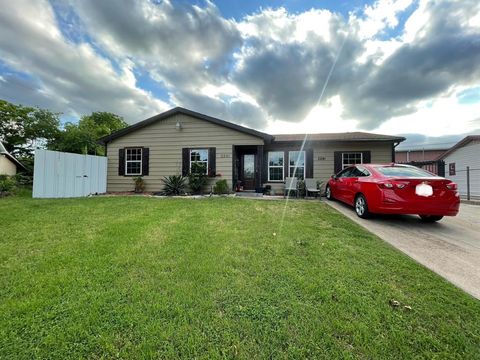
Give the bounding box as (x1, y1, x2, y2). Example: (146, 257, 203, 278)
(355, 194, 370, 219)
(419, 215, 443, 222)
(325, 185, 333, 200)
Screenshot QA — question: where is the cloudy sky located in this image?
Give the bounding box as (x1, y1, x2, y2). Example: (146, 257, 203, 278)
(0, 0, 479, 149)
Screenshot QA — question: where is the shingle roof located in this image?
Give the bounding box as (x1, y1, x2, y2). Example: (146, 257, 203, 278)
(273, 132, 405, 143)
(436, 135, 480, 160)
(98, 107, 404, 145)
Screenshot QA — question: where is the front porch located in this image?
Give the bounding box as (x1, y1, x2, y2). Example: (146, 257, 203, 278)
(232, 145, 265, 193)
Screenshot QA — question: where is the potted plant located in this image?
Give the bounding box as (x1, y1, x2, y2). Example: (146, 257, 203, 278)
(133, 176, 145, 193)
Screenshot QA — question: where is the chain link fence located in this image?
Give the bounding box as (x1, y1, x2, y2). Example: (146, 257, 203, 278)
(450, 167, 480, 200)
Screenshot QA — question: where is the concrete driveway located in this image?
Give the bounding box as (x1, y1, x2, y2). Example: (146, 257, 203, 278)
(325, 200, 480, 300)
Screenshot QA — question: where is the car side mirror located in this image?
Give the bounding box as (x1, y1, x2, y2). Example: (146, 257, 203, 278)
(331, 174, 337, 180)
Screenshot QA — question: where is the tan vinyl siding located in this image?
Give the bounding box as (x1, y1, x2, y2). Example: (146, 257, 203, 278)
(313, 141, 392, 179)
(264, 141, 392, 194)
(107, 113, 263, 192)
(0, 155, 17, 175)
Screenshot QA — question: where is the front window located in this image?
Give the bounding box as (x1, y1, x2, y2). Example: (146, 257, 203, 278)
(342, 152, 363, 169)
(125, 148, 142, 175)
(289, 151, 305, 179)
(190, 149, 208, 175)
(268, 151, 284, 181)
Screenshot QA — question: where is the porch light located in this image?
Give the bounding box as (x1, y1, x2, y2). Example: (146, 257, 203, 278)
(175, 121, 182, 130)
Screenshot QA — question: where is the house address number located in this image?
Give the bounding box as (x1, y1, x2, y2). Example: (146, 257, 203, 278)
(317, 156, 326, 160)
(220, 153, 231, 158)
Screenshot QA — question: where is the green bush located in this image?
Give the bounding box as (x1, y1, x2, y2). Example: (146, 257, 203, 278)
(161, 175, 187, 195)
(133, 176, 145, 193)
(213, 179, 229, 194)
(13, 173, 33, 186)
(0, 175, 17, 195)
(188, 162, 208, 194)
(297, 179, 306, 197)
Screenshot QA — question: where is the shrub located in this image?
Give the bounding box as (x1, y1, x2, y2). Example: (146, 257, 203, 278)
(0, 175, 17, 196)
(13, 173, 33, 186)
(188, 162, 208, 194)
(161, 175, 187, 195)
(213, 179, 229, 194)
(133, 176, 145, 193)
(297, 179, 306, 197)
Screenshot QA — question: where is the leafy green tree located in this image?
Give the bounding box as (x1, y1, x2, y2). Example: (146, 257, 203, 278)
(0, 99, 61, 157)
(50, 112, 128, 155)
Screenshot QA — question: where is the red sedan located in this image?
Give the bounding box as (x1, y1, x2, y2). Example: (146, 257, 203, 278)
(325, 164, 460, 222)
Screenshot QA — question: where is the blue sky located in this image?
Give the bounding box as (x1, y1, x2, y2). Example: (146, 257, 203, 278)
(0, 0, 479, 149)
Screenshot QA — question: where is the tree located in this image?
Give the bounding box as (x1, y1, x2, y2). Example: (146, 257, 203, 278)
(0, 100, 61, 157)
(50, 112, 128, 155)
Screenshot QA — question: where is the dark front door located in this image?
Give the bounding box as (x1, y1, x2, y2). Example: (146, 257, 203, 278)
(241, 154, 256, 190)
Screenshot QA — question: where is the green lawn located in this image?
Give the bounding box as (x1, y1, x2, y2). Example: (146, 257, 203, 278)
(1, 195, 479, 359)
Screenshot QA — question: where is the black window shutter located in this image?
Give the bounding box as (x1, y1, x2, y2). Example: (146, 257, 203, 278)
(142, 148, 149, 176)
(256, 145, 263, 187)
(182, 148, 190, 176)
(284, 151, 289, 179)
(306, 148, 314, 178)
(263, 151, 269, 183)
(362, 151, 371, 164)
(118, 148, 125, 176)
(208, 147, 216, 177)
(333, 151, 342, 175)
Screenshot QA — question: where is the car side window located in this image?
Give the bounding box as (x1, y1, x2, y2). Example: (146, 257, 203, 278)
(355, 166, 370, 177)
(338, 167, 354, 178)
(349, 167, 363, 177)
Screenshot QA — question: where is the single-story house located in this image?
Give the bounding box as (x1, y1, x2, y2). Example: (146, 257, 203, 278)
(438, 135, 480, 199)
(99, 107, 405, 194)
(0, 141, 25, 175)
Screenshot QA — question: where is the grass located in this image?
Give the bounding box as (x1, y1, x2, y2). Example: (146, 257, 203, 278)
(0, 195, 479, 359)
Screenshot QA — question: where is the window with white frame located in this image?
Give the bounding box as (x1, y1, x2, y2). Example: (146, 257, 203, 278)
(289, 151, 305, 179)
(190, 149, 208, 174)
(125, 148, 142, 175)
(342, 152, 363, 169)
(268, 151, 284, 181)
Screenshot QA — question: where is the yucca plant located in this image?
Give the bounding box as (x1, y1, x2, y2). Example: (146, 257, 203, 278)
(161, 175, 187, 195)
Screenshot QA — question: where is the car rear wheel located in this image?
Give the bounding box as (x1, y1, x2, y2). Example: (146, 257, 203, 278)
(355, 194, 370, 219)
(419, 215, 443, 222)
(325, 185, 333, 200)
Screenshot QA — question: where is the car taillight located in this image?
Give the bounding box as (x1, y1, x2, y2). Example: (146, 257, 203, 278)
(379, 182, 407, 189)
(446, 182, 457, 190)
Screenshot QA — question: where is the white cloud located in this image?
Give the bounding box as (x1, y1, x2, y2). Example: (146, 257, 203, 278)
(355, 0, 414, 39)
(265, 96, 358, 134)
(375, 92, 480, 136)
(0, 0, 169, 122)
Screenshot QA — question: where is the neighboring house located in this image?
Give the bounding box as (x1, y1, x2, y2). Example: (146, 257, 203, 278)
(99, 107, 405, 194)
(396, 148, 448, 163)
(438, 135, 480, 199)
(0, 141, 25, 175)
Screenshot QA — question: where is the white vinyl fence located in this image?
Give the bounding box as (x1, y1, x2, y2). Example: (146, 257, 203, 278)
(33, 149, 107, 198)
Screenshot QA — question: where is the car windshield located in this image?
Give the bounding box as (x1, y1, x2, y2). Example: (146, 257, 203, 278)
(376, 166, 437, 178)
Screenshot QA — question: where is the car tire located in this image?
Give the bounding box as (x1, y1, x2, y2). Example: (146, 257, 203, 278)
(325, 185, 333, 200)
(419, 215, 443, 222)
(354, 194, 370, 219)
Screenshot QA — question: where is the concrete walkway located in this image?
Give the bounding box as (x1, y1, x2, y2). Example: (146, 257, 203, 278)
(325, 200, 480, 300)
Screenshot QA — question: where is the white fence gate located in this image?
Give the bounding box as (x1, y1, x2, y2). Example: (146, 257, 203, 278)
(33, 149, 107, 198)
